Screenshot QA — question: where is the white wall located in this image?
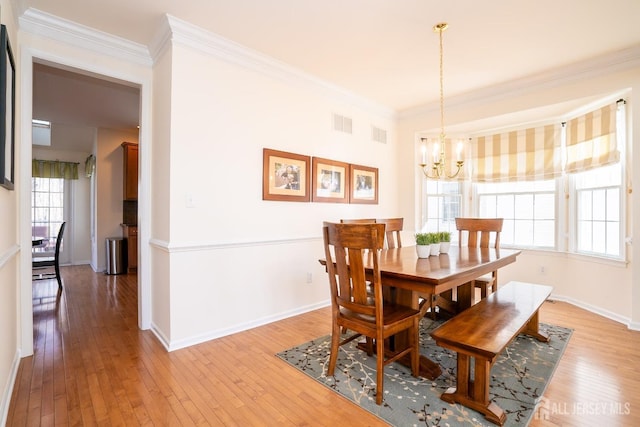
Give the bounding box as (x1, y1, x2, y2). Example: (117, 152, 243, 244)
(150, 39, 172, 340)
(0, 2, 21, 423)
(153, 29, 399, 348)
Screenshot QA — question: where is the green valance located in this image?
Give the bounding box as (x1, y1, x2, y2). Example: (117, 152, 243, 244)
(32, 159, 79, 180)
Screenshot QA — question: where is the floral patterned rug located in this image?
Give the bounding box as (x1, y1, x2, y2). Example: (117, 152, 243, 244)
(277, 318, 572, 427)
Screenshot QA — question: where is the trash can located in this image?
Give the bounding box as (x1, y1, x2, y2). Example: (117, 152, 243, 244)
(105, 237, 127, 275)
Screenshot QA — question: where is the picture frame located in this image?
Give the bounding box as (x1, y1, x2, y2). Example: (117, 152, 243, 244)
(0, 25, 15, 191)
(312, 157, 349, 203)
(349, 163, 378, 204)
(262, 148, 310, 202)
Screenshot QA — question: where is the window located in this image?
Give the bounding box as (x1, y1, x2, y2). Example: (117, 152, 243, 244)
(572, 163, 622, 257)
(422, 180, 461, 235)
(477, 180, 556, 248)
(32, 177, 65, 256)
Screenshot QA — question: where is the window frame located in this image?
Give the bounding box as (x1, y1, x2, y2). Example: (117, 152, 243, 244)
(475, 180, 558, 250)
(420, 179, 463, 237)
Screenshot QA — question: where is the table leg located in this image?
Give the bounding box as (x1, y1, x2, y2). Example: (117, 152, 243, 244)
(456, 281, 473, 311)
(392, 287, 442, 380)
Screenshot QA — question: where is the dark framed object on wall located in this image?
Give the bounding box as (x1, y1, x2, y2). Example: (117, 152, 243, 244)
(311, 157, 349, 203)
(349, 163, 378, 204)
(0, 24, 15, 191)
(262, 148, 310, 202)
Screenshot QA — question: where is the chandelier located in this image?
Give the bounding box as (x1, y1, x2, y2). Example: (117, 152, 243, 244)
(419, 22, 464, 179)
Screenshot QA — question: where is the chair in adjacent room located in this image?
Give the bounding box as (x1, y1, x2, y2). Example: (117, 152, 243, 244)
(456, 217, 504, 300)
(33, 222, 66, 290)
(376, 217, 403, 249)
(322, 222, 422, 405)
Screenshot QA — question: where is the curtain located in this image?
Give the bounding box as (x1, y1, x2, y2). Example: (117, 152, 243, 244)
(470, 123, 562, 182)
(32, 159, 79, 180)
(564, 102, 620, 173)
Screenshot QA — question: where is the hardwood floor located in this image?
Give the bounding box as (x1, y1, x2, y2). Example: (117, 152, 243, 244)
(8, 265, 640, 426)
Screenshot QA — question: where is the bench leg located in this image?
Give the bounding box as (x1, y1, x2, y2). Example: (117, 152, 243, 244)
(523, 310, 550, 342)
(440, 353, 507, 426)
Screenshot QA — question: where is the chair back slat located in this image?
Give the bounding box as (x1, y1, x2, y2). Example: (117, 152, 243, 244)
(376, 218, 403, 249)
(455, 218, 503, 249)
(323, 222, 385, 319)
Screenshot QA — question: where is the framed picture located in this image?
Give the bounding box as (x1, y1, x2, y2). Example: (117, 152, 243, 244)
(350, 164, 378, 204)
(0, 25, 15, 191)
(262, 148, 310, 202)
(312, 157, 349, 203)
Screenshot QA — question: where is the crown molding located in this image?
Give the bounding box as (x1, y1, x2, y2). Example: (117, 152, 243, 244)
(399, 44, 640, 120)
(150, 14, 396, 120)
(19, 8, 153, 67)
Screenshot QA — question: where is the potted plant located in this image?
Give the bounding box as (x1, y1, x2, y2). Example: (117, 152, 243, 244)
(429, 232, 441, 256)
(415, 233, 431, 258)
(439, 231, 451, 253)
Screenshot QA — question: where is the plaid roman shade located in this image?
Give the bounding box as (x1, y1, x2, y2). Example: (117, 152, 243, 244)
(470, 124, 562, 182)
(564, 102, 620, 173)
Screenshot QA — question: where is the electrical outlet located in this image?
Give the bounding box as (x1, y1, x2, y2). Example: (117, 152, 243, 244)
(539, 265, 546, 274)
(186, 193, 196, 208)
(306, 272, 313, 284)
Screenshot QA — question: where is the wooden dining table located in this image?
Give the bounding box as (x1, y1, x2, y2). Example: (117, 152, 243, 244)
(320, 245, 521, 380)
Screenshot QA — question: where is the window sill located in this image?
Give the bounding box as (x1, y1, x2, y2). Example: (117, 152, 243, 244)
(508, 246, 628, 268)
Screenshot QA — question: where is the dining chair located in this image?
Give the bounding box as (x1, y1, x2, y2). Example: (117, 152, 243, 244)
(322, 221, 422, 405)
(375, 217, 403, 249)
(456, 217, 504, 300)
(338, 218, 387, 332)
(33, 222, 66, 290)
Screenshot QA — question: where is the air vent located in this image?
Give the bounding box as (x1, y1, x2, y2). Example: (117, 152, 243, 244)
(333, 114, 353, 134)
(371, 126, 387, 144)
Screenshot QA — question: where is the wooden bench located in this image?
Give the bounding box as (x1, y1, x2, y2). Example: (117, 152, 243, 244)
(430, 281, 552, 426)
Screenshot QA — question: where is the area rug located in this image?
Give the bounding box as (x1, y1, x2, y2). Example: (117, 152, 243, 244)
(277, 318, 572, 427)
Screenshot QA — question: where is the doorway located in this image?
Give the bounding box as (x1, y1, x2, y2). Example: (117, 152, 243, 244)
(32, 61, 141, 269)
(21, 55, 150, 356)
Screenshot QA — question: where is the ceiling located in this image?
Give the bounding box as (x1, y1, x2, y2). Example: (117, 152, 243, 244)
(24, 0, 640, 146)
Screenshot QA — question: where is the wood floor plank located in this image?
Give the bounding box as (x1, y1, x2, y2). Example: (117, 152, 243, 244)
(7, 265, 640, 426)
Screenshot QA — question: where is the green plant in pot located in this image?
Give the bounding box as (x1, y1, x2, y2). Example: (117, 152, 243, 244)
(428, 232, 441, 255)
(415, 233, 431, 258)
(439, 231, 451, 253)
(415, 233, 430, 245)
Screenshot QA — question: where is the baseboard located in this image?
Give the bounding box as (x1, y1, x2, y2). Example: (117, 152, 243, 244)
(163, 300, 331, 352)
(548, 293, 635, 329)
(150, 323, 171, 351)
(628, 321, 640, 331)
(0, 349, 21, 427)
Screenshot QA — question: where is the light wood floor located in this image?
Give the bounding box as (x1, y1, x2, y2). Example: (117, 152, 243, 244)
(8, 265, 640, 426)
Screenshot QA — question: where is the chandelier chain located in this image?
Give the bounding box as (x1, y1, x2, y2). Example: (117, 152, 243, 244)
(438, 25, 445, 141)
(419, 22, 464, 180)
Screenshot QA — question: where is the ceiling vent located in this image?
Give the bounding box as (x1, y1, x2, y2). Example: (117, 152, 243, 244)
(333, 113, 353, 134)
(32, 119, 51, 146)
(371, 126, 387, 144)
